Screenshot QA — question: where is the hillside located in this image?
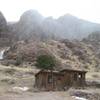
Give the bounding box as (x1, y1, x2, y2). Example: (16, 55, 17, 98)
(83, 32, 100, 61)
(2, 39, 100, 72)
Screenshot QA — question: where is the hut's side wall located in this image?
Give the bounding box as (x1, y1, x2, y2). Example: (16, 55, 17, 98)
(61, 71, 86, 88)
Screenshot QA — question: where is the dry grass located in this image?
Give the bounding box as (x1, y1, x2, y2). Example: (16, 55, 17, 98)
(86, 71, 100, 81)
(0, 64, 39, 94)
(0, 64, 100, 100)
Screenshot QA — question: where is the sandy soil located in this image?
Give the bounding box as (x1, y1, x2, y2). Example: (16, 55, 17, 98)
(0, 64, 100, 100)
(0, 92, 74, 100)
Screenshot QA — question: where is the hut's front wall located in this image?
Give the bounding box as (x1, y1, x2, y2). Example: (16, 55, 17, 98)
(35, 72, 49, 90)
(35, 72, 64, 91)
(44, 73, 64, 91)
(35, 70, 86, 91)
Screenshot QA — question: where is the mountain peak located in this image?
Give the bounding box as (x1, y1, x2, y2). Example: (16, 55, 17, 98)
(20, 10, 44, 22)
(63, 13, 76, 17)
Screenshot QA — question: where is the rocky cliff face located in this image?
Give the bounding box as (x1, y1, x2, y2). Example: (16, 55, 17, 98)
(0, 12, 15, 47)
(0, 12, 8, 47)
(0, 12, 7, 30)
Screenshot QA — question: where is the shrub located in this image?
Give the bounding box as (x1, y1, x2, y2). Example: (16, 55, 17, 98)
(36, 55, 56, 70)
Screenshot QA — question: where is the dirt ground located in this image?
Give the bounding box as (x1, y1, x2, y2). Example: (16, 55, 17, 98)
(0, 64, 100, 100)
(0, 92, 74, 100)
(0, 64, 74, 100)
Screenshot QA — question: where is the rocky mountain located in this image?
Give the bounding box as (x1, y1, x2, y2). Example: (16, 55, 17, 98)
(0, 12, 7, 30)
(57, 14, 100, 39)
(11, 10, 44, 41)
(1, 10, 100, 44)
(9, 10, 100, 41)
(0, 12, 10, 47)
(0, 12, 16, 47)
(1, 10, 100, 71)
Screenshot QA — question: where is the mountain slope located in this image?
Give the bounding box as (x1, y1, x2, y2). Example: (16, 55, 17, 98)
(3, 39, 100, 71)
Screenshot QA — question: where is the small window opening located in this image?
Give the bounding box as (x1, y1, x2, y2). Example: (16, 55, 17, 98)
(78, 74, 82, 79)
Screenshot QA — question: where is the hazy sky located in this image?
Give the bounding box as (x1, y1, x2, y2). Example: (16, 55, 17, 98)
(0, 0, 100, 23)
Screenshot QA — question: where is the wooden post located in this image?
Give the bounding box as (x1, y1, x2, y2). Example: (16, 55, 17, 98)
(51, 69, 54, 91)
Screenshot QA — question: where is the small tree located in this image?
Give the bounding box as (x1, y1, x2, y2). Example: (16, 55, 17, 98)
(36, 54, 56, 70)
(36, 54, 56, 88)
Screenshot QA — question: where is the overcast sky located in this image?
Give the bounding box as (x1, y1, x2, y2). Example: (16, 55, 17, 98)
(0, 0, 100, 23)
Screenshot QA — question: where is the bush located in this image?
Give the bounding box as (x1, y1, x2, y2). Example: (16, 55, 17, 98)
(36, 55, 56, 70)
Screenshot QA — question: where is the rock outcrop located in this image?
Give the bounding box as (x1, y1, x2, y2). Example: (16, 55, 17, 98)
(0, 12, 7, 30)
(0, 12, 15, 47)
